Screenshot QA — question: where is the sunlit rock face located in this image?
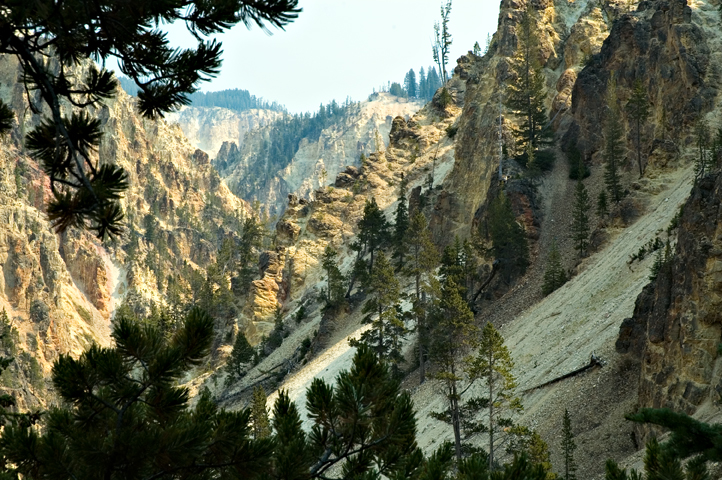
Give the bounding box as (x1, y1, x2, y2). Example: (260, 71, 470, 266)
(165, 106, 283, 159)
(0, 54, 251, 409)
(212, 93, 423, 217)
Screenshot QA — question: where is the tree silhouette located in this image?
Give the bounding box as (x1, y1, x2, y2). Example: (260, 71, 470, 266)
(0, 0, 299, 239)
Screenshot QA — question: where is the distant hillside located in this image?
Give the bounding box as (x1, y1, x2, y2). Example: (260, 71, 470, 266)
(117, 75, 284, 112)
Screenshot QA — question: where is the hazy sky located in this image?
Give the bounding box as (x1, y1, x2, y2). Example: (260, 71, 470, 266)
(162, 1, 501, 113)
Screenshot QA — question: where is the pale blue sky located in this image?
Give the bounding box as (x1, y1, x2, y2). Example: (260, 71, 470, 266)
(163, 1, 501, 113)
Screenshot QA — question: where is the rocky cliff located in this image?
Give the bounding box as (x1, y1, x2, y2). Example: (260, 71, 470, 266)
(617, 171, 722, 431)
(213, 93, 423, 217)
(165, 106, 283, 159)
(0, 54, 253, 409)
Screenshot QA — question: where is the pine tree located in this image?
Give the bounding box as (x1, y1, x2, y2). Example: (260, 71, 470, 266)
(404, 69, 418, 98)
(561, 409, 578, 480)
(432, 1, 453, 84)
(419, 67, 428, 101)
(355, 197, 391, 274)
(597, 190, 609, 217)
(321, 245, 346, 309)
(2, 0, 299, 239)
(487, 192, 530, 281)
(473, 41, 482, 56)
(571, 179, 591, 257)
(604, 74, 625, 203)
(542, 239, 566, 295)
(626, 79, 650, 177)
(405, 212, 439, 385)
(427, 67, 442, 100)
(225, 331, 255, 382)
(355, 252, 405, 372)
(0, 308, 279, 480)
(392, 177, 410, 270)
(470, 322, 523, 469)
(505, 4, 552, 158)
(251, 386, 272, 440)
(428, 279, 478, 461)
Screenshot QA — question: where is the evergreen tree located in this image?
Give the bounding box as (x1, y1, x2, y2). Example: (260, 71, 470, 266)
(321, 245, 346, 309)
(390, 82, 406, 98)
(355, 197, 391, 274)
(238, 215, 266, 291)
(432, 0, 453, 84)
(428, 279, 478, 461)
(404, 69, 418, 98)
(542, 239, 566, 296)
(2, 0, 299, 239)
(0, 308, 278, 480)
(225, 330, 255, 382)
(470, 322, 523, 469)
(355, 252, 405, 373)
(473, 41, 482, 56)
(561, 409, 578, 480)
(487, 192, 529, 281)
(427, 67, 442, 100)
(571, 179, 591, 257)
(405, 212, 440, 385)
(251, 386, 272, 440)
(597, 190, 609, 218)
(392, 177, 410, 270)
(603, 74, 625, 203)
(626, 79, 650, 177)
(505, 4, 552, 158)
(419, 67, 428, 101)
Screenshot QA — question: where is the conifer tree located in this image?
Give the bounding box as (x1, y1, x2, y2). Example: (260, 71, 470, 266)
(405, 212, 440, 384)
(251, 386, 272, 440)
(626, 79, 650, 177)
(392, 177, 410, 270)
(597, 190, 609, 218)
(1, 0, 299, 239)
(419, 67, 428, 101)
(487, 192, 530, 281)
(225, 330, 255, 382)
(542, 239, 566, 296)
(432, 1, 453, 84)
(604, 75, 625, 203)
(429, 279, 478, 461)
(355, 252, 405, 372)
(571, 179, 591, 257)
(473, 41, 482, 56)
(470, 322, 523, 469)
(561, 409, 578, 480)
(404, 70, 418, 98)
(321, 245, 346, 309)
(355, 197, 391, 274)
(505, 4, 552, 158)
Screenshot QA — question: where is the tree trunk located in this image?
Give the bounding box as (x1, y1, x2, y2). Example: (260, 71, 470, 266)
(450, 378, 462, 461)
(488, 350, 495, 469)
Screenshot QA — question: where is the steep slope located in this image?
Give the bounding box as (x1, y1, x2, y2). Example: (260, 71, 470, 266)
(214, 93, 423, 217)
(165, 106, 283, 159)
(0, 54, 253, 410)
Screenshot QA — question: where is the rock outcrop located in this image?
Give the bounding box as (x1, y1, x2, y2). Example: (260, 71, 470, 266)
(618, 172, 722, 432)
(566, 0, 713, 164)
(165, 106, 283, 159)
(213, 93, 423, 217)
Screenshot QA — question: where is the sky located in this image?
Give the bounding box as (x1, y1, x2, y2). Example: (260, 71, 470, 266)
(161, 1, 501, 113)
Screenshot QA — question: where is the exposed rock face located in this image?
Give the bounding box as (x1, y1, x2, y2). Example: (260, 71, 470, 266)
(566, 0, 712, 162)
(214, 93, 423, 217)
(244, 249, 288, 343)
(165, 106, 282, 159)
(434, 0, 610, 240)
(0, 54, 252, 408)
(618, 172, 722, 436)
